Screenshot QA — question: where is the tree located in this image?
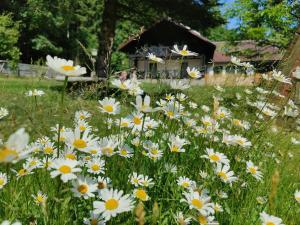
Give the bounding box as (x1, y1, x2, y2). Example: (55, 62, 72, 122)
(0, 13, 20, 69)
(96, 0, 224, 77)
(225, 0, 300, 48)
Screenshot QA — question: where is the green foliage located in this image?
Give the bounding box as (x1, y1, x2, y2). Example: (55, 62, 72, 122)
(225, 0, 299, 48)
(0, 13, 20, 69)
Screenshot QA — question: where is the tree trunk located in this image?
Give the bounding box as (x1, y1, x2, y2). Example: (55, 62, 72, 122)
(96, 0, 118, 78)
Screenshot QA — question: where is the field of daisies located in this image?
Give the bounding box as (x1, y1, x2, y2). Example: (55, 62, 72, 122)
(0, 47, 300, 225)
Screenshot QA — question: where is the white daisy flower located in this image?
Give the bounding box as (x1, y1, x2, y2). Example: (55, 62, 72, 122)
(246, 161, 263, 180)
(93, 188, 134, 221)
(25, 89, 45, 97)
(147, 53, 164, 63)
(87, 158, 105, 175)
(294, 190, 300, 203)
(98, 136, 119, 157)
(32, 191, 47, 205)
(272, 70, 291, 84)
(46, 55, 86, 77)
(72, 176, 97, 199)
(171, 45, 198, 57)
(170, 80, 190, 90)
(201, 148, 229, 165)
(118, 145, 134, 158)
(0, 107, 9, 119)
(215, 164, 237, 184)
(174, 211, 192, 225)
(83, 212, 106, 225)
(0, 173, 8, 189)
(177, 176, 196, 190)
(180, 190, 214, 215)
(133, 188, 150, 201)
(0, 128, 30, 163)
(186, 67, 202, 79)
(259, 211, 284, 225)
(75, 110, 91, 121)
(129, 172, 143, 187)
(99, 97, 120, 115)
(197, 214, 215, 225)
(168, 135, 188, 153)
(132, 95, 153, 113)
(50, 159, 82, 183)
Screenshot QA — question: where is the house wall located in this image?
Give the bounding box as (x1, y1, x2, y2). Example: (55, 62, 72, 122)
(134, 56, 205, 78)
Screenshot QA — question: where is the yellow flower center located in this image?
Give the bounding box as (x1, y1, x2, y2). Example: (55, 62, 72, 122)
(218, 171, 228, 180)
(249, 167, 257, 174)
(233, 119, 241, 126)
(135, 189, 147, 201)
(189, 71, 197, 78)
(182, 181, 190, 188)
(121, 121, 129, 127)
(65, 153, 76, 160)
(133, 116, 142, 125)
(103, 105, 114, 113)
(266, 222, 275, 225)
(166, 95, 172, 100)
(36, 195, 45, 203)
(167, 111, 174, 118)
(0, 178, 4, 186)
(295, 196, 300, 201)
(91, 164, 100, 171)
(151, 149, 159, 155)
(198, 215, 208, 224)
(191, 199, 203, 209)
(79, 125, 86, 131)
(61, 65, 75, 71)
(89, 149, 98, 154)
(180, 50, 189, 56)
(209, 154, 220, 161)
(73, 139, 87, 149)
(105, 199, 119, 210)
(44, 147, 54, 154)
(77, 184, 88, 194)
(171, 145, 179, 152)
(203, 121, 212, 126)
(29, 160, 37, 166)
(59, 165, 71, 174)
(18, 168, 28, 176)
(0, 148, 19, 162)
(120, 149, 128, 156)
(79, 115, 86, 120)
(236, 139, 245, 145)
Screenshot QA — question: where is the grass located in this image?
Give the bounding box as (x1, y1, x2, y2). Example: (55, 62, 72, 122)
(0, 76, 299, 225)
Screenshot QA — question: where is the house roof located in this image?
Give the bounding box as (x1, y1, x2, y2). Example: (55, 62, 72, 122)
(119, 18, 216, 62)
(213, 40, 284, 63)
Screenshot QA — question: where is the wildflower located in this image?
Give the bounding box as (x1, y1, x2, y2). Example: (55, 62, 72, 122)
(96, 176, 111, 194)
(93, 188, 134, 221)
(197, 214, 215, 225)
(165, 163, 178, 174)
(72, 176, 97, 199)
(133, 188, 150, 201)
(118, 145, 134, 158)
(50, 159, 82, 183)
(187, 67, 201, 79)
(171, 45, 198, 57)
(32, 191, 47, 206)
(87, 158, 105, 175)
(272, 70, 291, 84)
(46, 55, 86, 76)
(292, 66, 300, 79)
(14, 164, 33, 179)
(201, 148, 229, 165)
(162, 101, 181, 119)
(231, 56, 243, 66)
(129, 172, 143, 187)
(145, 142, 163, 161)
(65, 127, 98, 152)
(0, 220, 22, 225)
(246, 161, 263, 180)
(140, 175, 154, 187)
(99, 97, 120, 115)
(75, 119, 92, 133)
(177, 176, 196, 190)
(26, 89, 45, 96)
(98, 136, 119, 157)
(25, 157, 42, 170)
(0, 173, 8, 189)
(256, 196, 267, 205)
(181, 190, 214, 215)
(215, 164, 237, 184)
(294, 190, 300, 203)
(213, 203, 223, 212)
(168, 135, 188, 153)
(174, 211, 192, 225)
(42, 142, 57, 155)
(0, 108, 9, 119)
(170, 80, 190, 90)
(75, 110, 91, 121)
(0, 128, 30, 163)
(214, 85, 225, 92)
(259, 211, 284, 225)
(133, 95, 153, 113)
(147, 53, 164, 63)
(83, 212, 106, 225)
(111, 79, 132, 90)
(188, 101, 198, 109)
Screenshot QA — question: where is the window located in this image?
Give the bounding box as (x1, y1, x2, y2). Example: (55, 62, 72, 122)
(180, 62, 188, 78)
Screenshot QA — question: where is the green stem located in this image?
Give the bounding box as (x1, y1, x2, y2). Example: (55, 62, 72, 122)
(61, 76, 69, 105)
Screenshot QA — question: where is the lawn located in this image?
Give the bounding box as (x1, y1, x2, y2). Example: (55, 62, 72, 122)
(0, 76, 299, 225)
